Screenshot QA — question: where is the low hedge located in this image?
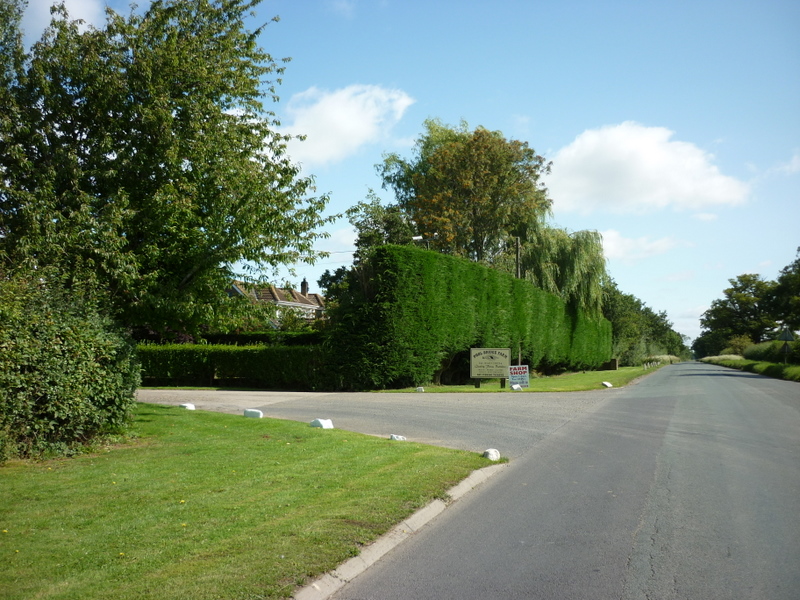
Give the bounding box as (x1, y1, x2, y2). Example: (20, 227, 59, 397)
(137, 344, 330, 390)
(743, 340, 799, 364)
(699, 356, 800, 382)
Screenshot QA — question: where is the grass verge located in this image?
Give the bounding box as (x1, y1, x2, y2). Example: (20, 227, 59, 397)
(699, 357, 800, 382)
(1, 404, 492, 600)
(386, 365, 669, 393)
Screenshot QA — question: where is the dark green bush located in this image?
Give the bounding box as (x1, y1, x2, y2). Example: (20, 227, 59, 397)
(137, 345, 330, 390)
(202, 331, 323, 346)
(0, 276, 140, 460)
(326, 246, 611, 389)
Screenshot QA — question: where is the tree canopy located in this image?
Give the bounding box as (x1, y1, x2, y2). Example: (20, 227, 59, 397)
(0, 0, 332, 336)
(375, 119, 607, 316)
(692, 266, 796, 358)
(378, 119, 552, 263)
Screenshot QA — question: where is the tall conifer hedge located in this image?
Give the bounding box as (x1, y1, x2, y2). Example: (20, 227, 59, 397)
(327, 245, 611, 389)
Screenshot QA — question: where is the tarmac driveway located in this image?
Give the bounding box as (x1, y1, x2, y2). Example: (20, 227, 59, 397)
(136, 386, 619, 458)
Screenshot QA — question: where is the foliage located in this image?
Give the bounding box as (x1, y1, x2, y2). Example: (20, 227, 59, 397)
(378, 119, 552, 263)
(769, 247, 800, 331)
(699, 356, 800, 383)
(0, 0, 333, 337)
(694, 273, 781, 357)
(201, 330, 323, 346)
(375, 119, 609, 315)
(137, 344, 330, 390)
(0, 273, 140, 460)
(345, 191, 416, 262)
(326, 245, 611, 390)
(601, 279, 689, 365)
(0, 403, 489, 600)
(518, 227, 607, 316)
(724, 334, 754, 356)
(743, 340, 799, 365)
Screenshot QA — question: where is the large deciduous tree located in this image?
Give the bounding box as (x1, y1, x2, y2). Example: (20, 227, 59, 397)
(377, 119, 607, 315)
(378, 119, 551, 263)
(0, 0, 332, 336)
(697, 273, 778, 352)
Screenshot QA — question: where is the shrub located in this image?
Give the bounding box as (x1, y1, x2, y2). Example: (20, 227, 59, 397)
(743, 340, 799, 364)
(0, 276, 140, 460)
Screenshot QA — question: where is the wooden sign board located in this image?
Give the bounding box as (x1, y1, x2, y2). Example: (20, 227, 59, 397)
(470, 348, 511, 379)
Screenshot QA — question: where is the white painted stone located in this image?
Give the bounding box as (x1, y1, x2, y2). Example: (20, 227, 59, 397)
(510, 384, 522, 391)
(389, 434, 407, 441)
(483, 448, 501, 461)
(415, 387, 425, 393)
(243, 409, 263, 418)
(179, 403, 195, 410)
(310, 418, 334, 429)
(602, 381, 613, 388)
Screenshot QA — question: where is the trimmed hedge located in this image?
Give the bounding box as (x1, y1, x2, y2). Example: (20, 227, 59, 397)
(327, 245, 612, 389)
(137, 344, 330, 390)
(0, 276, 140, 460)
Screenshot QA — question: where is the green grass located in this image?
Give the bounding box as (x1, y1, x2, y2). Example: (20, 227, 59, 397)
(387, 365, 668, 393)
(0, 404, 492, 600)
(700, 357, 800, 382)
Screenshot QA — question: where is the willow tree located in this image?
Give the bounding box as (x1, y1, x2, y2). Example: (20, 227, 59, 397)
(519, 228, 606, 316)
(0, 0, 333, 336)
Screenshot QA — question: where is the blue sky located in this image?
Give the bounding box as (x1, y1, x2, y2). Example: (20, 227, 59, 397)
(21, 0, 800, 341)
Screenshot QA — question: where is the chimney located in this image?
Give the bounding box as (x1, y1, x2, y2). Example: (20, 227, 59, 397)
(301, 278, 308, 297)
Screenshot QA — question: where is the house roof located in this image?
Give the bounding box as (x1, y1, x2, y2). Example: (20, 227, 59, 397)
(230, 281, 325, 310)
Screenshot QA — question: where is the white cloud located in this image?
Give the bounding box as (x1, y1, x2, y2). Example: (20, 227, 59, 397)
(774, 151, 800, 175)
(601, 229, 689, 264)
(22, 0, 107, 43)
(548, 122, 750, 215)
(281, 84, 415, 169)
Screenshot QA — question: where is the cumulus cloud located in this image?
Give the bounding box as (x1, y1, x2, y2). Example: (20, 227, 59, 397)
(548, 122, 750, 215)
(280, 84, 415, 169)
(601, 229, 689, 264)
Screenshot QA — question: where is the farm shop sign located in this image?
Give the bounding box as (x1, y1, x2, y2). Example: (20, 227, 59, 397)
(470, 348, 511, 379)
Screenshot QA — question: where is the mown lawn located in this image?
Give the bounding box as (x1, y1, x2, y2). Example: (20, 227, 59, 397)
(1, 404, 492, 600)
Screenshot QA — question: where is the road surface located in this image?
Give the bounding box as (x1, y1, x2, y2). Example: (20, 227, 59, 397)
(138, 363, 800, 599)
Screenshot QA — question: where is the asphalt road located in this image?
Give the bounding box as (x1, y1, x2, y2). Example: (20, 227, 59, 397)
(138, 363, 800, 599)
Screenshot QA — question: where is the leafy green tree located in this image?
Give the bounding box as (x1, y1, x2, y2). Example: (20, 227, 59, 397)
(377, 119, 608, 315)
(379, 119, 551, 263)
(345, 191, 416, 262)
(519, 228, 607, 316)
(769, 247, 800, 331)
(699, 274, 778, 346)
(0, 0, 332, 337)
(601, 279, 688, 364)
